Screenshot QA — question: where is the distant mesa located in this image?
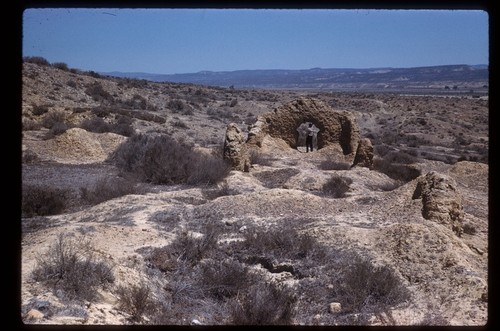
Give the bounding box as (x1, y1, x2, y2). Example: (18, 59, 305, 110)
(101, 64, 488, 90)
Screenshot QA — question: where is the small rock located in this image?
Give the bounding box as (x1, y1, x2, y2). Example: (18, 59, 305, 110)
(328, 302, 342, 314)
(239, 225, 247, 233)
(25, 309, 44, 321)
(191, 319, 202, 325)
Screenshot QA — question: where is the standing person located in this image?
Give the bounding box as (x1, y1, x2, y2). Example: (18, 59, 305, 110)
(306, 123, 314, 152)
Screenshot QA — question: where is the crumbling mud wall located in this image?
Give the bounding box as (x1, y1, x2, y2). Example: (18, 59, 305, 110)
(224, 97, 373, 171)
(247, 98, 360, 155)
(412, 171, 465, 236)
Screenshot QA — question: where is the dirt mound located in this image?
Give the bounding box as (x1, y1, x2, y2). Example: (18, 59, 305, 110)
(23, 128, 127, 164)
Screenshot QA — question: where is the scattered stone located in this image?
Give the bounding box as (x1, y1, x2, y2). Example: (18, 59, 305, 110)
(329, 302, 342, 314)
(25, 309, 44, 321)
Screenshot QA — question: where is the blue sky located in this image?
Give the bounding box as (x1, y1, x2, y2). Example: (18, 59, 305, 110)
(22, 8, 489, 74)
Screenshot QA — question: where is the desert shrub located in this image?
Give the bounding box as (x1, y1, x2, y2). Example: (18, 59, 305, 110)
(73, 107, 89, 114)
(318, 158, 351, 170)
(229, 281, 297, 325)
(207, 107, 234, 121)
(22, 184, 69, 217)
(32, 234, 115, 302)
(80, 117, 111, 133)
(241, 225, 318, 261)
(22, 149, 41, 164)
(46, 121, 68, 138)
(42, 111, 66, 129)
(199, 258, 250, 301)
(167, 99, 186, 113)
(462, 222, 477, 235)
(229, 98, 238, 107)
(91, 106, 112, 118)
(373, 159, 421, 183)
(186, 154, 232, 186)
(41, 110, 66, 129)
(383, 151, 417, 164)
(87, 70, 102, 78)
(112, 115, 135, 136)
(22, 118, 42, 131)
(110, 133, 230, 185)
(172, 120, 188, 128)
(249, 150, 275, 166)
(80, 176, 137, 205)
(24, 56, 50, 65)
(52, 62, 69, 71)
(85, 82, 113, 102)
(66, 80, 78, 88)
(123, 94, 148, 110)
(322, 175, 353, 198)
(32, 104, 50, 116)
(335, 257, 411, 313)
(140, 216, 413, 325)
(147, 221, 223, 271)
(116, 284, 155, 322)
(418, 311, 450, 326)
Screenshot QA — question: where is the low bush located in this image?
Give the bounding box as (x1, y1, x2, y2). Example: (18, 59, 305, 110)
(116, 284, 155, 322)
(373, 159, 421, 183)
(462, 222, 477, 235)
(167, 99, 186, 113)
(241, 225, 318, 260)
(46, 121, 68, 138)
(199, 259, 250, 301)
(318, 158, 351, 170)
(80, 176, 137, 205)
(229, 281, 297, 325)
(24, 56, 50, 66)
(335, 257, 411, 313)
(22, 118, 42, 131)
(249, 150, 275, 166)
(322, 175, 353, 198)
(32, 234, 115, 302)
(147, 221, 223, 271)
(32, 104, 50, 116)
(41, 111, 66, 129)
(80, 117, 111, 133)
(140, 218, 412, 325)
(110, 133, 231, 185)
(22, 184, 69, 217)
(383, 151, 418, 164)
(22, 149, 41, 164)
(52, 62, 69, 71)
(85, 82, 113, 102)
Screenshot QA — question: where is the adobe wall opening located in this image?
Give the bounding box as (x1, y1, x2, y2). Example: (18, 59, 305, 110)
(226, 98, 373, 171)
(259, 98, 360, 156)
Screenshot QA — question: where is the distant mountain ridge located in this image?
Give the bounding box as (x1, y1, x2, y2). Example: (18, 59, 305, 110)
(102, 64, 488, 89)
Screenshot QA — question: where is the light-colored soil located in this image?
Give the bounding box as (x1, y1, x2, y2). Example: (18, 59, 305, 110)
(20, 61, 489, 326)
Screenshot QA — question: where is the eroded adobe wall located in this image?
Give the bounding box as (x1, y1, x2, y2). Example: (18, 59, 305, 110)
(247, 98, 360, 156)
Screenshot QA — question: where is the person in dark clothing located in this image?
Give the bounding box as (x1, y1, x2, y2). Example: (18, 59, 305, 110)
(306, 123, 314, 152)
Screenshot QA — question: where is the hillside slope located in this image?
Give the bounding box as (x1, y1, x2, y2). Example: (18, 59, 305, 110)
(20, 60, 488, 326)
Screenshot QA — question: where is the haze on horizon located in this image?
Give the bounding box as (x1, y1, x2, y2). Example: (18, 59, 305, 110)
(22, 8, 489, 75)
